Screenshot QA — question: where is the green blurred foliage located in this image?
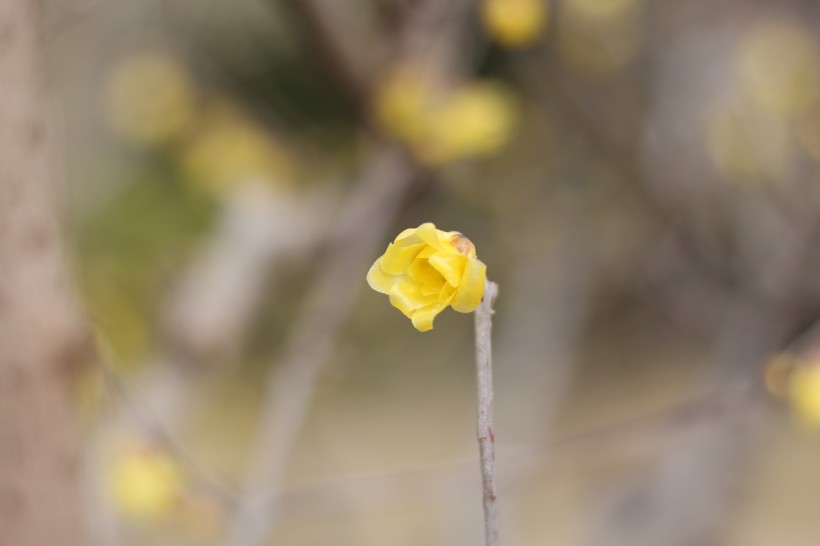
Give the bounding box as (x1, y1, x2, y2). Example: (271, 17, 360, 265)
(76, 165, 216, 365)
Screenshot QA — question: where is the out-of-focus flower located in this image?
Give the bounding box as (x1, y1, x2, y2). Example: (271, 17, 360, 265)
(736, 23, 819, 115)
(107, 442, 184, 522)
(374, 69, 518, 165)
(106, 51, 196, 145)
(788, 362, 820, 427)
(374, 64, 434, 144)
(180, 100, 291, 198)
(481, 0, 547, 48)
(419, 82, 518, 165)
(367, 222, 486, 332)
(707, 105, 793, 183)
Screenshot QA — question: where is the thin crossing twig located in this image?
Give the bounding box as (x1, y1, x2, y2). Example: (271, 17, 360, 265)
(474, 280, 500, 546)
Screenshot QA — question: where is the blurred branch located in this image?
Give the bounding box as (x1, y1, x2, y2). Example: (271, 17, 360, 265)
(582, 296, 791, 546)
(84, 184, 326, 543)
(224, 143, 416, 546)
(285, 0, 378, 112)
(163, 185, 323, 364)
(512, 54, 743, 297)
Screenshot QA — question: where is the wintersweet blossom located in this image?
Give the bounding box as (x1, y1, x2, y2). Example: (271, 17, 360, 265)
(367, 223, 487, 332)
(789, 363, 820, 427)
(482, 0, 547, 48)
(107, 443, 183, 521)
(418, 82, 518, 165)
(374, 66, 517, 165)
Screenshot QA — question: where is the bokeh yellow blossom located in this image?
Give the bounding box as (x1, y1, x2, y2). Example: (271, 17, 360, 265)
(481, 0, 547, 48)
(107, 51, 196, 145)
(367, 223, 486, 332)
(107, 443, 184, 522)
(180, 100, 291, 198)
(374, 69, 518, 165)
(737, 23, 819, 115)
(419, 82, 518, 165)
(706, 105, 793, 184)
(788, 362, 820, 427)
(374, 64, 434, 144)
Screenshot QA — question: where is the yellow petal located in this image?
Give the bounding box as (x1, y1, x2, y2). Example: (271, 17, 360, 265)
(414, 222, 453, 251)
(389, 279, 437, 316)
(408, 257, 445, 287)
(380, 242, 426, 275)
(366, 259, 398, 294)
(451, 258, 487, 312)
(417, 246, 436, 259)
(410, 291, 455, 332)
(421, 284, 442, 296)
(438, 283, 457, 302)
(395, 227, 420, 242)
(428, 251, 466, 286)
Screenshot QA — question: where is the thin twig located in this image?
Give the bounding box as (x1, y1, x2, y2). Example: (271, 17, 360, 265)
(475, 280, 500, 546)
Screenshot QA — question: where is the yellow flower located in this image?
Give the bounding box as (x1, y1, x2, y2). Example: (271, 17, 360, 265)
(106, 51, 196, 146)
(482, 0, 548, 48)
(418, 82, 518, 165)
(788, 363, 820, 427)
(374, 64, 434, 144)
(736, 23, 819, 115)
(107, 443, 184, 522)
(180, 99, 291, 198)
(374, 66, 518, 165)
(367, 223, 487, 332)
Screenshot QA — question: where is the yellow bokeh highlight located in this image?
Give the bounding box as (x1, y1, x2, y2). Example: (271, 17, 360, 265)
(374, 68, 518, 164)
(706, 105, 793, 184)
(736, 23, 820, 115)
(367, 222, 487, 332)
(180, 100, 291, 198)
(107, 443, 184, 522)
(374, 64, 435, 144)
(420, 82, 518, 165)
(107, 51, 196, 146)
(788, 363, 820, 428)
(481, 0, 548, 48)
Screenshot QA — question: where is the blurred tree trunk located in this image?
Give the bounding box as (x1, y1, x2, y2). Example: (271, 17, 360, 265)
(0, 1, 89, 544)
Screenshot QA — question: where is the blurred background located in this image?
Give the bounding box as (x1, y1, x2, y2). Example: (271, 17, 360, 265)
(35, 0, 820, 544)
